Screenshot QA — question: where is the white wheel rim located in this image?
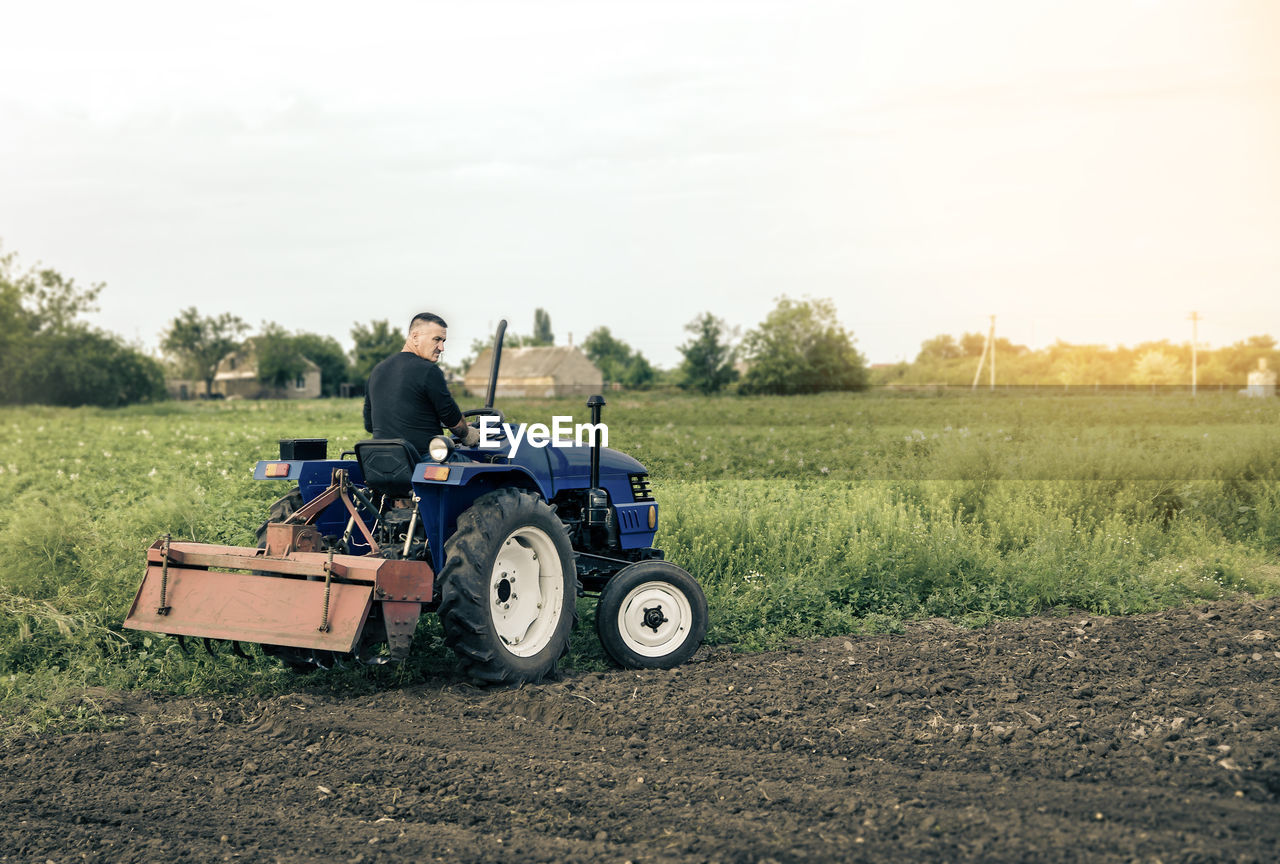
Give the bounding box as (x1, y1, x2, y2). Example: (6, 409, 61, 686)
(616, 580, 693, 658)
(489, 525, 564, 657)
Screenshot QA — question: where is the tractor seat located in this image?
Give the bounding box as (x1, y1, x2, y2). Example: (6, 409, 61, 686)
(354, 439, 422, 499)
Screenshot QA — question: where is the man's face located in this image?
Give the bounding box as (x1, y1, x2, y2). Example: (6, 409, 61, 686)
(411, 322, 447, 363)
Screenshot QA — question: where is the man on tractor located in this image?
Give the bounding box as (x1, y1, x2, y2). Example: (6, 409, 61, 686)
(363, 312, 481, 456)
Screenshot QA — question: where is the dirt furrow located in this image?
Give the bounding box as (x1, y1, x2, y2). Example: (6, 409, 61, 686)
(2, 598, 1277, 863)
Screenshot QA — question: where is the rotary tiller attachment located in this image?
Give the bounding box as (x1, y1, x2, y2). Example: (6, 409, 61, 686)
(123, 534, 433, 666)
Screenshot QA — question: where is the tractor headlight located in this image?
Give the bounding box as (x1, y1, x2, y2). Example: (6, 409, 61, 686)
(427, 436, 454, 462)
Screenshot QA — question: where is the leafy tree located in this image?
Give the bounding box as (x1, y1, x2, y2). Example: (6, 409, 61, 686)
(253, 323, 308, 390)
(0, 254, 28, 404)
(293, 332, 350, 396)
(2, 247, 106, 402)
(959, 332, 987, 358)
(496, 309, 556, 351)
(874, 331, 1280, 388)
(738, 297, 867, 395)
(26, 269, 101, 333)
(0, 245, 164, 406)
(459, 336, 493, 375)
(1051, 343, 1108, 388)
(0, 244, 102, 327)
(623, 353, 658, 390)
(241, 324, 350, 396)
(456, 311, 557, 372)
(161, 307, 248, 397)
(678, 312, 738, 394)
(19, 328, 165, 407)
(917, 334, 963, 362)
(456, 330, 521, 378)
(582, 327, 628, 381)
(955, 332, 1027, 359)
(350, 319, 403, 382)
(532, 308, 554, 346)
(1194, 335, 1280, 386)
(1132, 349, 1185, 387)
(583, 327, 657, 390)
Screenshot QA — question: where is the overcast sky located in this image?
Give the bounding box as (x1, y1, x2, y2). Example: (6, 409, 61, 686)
(1, 0, 1277, 367)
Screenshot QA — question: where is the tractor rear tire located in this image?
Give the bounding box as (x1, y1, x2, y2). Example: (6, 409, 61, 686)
(596, 561, 707, 670)
(437, 488, 578, 685)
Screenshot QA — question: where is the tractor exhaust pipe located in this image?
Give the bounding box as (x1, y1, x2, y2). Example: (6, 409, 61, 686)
(485, 320, 507, 411)
(587, 394, 605, 490)
(586, 395, 608, 528)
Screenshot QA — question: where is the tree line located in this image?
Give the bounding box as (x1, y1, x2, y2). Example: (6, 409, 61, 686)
(19, 240, 1273, 409)
(878, 331, 1280, 388)
(0, 243, 870, 407)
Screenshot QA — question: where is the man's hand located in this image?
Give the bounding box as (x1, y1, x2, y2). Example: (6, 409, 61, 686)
(458, 425, 481, 447)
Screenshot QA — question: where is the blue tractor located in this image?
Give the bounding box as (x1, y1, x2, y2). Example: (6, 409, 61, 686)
(124, 321, 707, 684)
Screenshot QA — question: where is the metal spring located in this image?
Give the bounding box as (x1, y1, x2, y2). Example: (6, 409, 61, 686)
(157, 533, 172, 615)
(319, 546, 334, 632)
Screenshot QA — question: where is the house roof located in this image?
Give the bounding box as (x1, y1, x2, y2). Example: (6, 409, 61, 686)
(464, 346, 602, 384)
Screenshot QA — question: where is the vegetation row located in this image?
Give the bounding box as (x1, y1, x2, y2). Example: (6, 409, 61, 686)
(1, 392, 1277, 731)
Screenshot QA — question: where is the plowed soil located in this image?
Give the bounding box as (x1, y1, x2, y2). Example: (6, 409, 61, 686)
(4, 598, 1279, 864)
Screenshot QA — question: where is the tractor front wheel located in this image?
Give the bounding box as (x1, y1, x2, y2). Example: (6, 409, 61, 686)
(437, 489, 578, 684)
(596, 561, 707, 670)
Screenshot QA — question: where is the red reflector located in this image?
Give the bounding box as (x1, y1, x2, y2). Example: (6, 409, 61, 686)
(422, 465, 450, 481)
(265, 462, 291, 478)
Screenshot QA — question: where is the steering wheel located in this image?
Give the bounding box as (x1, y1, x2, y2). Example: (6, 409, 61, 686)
(462, 407, 505, 424)
(460, 407, 506, 439)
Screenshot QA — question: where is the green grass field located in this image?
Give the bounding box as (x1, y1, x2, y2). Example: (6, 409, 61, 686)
(2, 391, 1279, 731)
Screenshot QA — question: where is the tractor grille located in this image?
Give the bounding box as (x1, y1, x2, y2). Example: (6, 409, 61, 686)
(629, 473, 654, 502)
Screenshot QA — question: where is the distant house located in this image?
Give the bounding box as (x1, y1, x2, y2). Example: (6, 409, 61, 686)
(1243, 358, 1277, 398)
(464, 346, 603, 398)
(212, 343, 322, 399)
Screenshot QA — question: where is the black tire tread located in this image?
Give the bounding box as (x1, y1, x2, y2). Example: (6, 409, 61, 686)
(596, 561, 707, 670)
(437, 488, 578, 685)
(255, 486, 304, 547)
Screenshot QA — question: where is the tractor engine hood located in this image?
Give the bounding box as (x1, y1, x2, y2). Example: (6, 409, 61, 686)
(541, 442, 646, 482)
(478, 424, 647, 481)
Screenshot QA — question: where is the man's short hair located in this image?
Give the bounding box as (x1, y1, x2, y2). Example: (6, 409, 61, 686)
(409, 313, 448, 332)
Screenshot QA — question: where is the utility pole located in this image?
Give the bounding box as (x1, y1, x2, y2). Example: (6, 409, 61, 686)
(989, 314, 996, 391)
(971, 315, 997, 391)
(1188, 311, 1200, 396)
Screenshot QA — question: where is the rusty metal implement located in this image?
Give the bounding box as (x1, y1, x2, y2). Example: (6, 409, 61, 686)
(123, 538, 432, 657)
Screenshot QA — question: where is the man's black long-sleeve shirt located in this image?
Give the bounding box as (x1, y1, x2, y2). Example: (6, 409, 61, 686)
(362, 352, 463, 457)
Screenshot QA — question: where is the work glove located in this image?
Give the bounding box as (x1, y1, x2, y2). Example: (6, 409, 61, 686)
(459, 425, 481, 447)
